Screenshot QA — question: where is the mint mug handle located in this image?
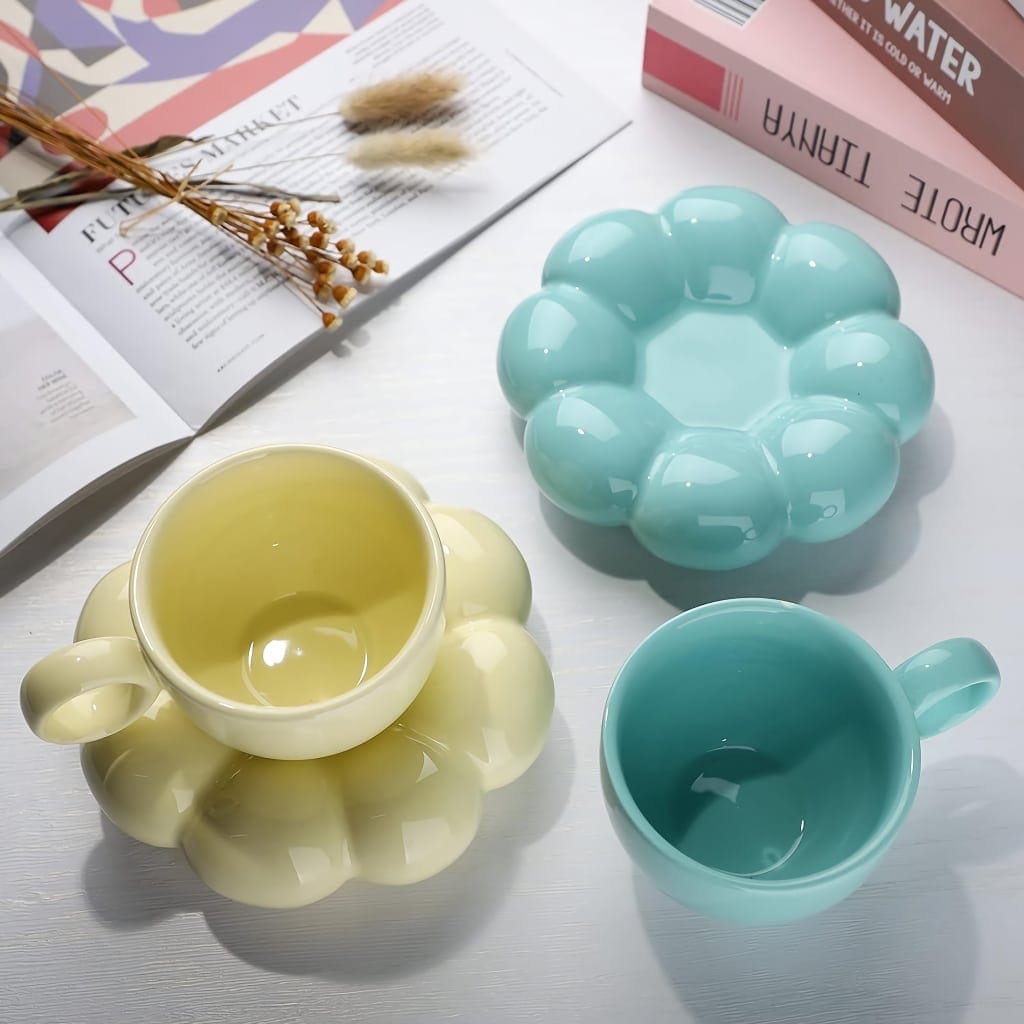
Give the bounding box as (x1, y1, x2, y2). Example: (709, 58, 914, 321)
(894, 638, 999, 739)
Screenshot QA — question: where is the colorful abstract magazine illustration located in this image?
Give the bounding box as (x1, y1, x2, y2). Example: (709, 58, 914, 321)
(0, 0, 398, 179)
(0, 0, 627, 557)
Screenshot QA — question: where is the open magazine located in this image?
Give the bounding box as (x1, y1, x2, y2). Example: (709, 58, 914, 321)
(0, 0, 627, 556)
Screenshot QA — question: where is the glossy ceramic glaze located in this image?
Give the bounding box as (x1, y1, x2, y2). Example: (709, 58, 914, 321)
(27, 467, 553, 907)
(22, 447, 448, 760)
(498, 187, 935, 569)
(601, 600, 998, 925)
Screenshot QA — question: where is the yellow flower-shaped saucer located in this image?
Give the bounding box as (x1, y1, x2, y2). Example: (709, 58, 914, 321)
(71, 471, 553, 908)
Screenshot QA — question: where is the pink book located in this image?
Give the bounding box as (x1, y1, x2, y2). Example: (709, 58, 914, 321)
(643, 0, 1024, 299)
(809, 0, 1024, 190)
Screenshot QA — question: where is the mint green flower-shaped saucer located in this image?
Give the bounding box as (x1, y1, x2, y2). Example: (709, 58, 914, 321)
(498, 187, 935, 570)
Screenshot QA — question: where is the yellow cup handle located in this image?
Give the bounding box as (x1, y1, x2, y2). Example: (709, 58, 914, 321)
(21, 636, 162, 744)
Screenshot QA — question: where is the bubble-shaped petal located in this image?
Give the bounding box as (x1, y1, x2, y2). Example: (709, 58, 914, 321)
(660, 186, 786, 305)
(429, 506, 531, 623)
(401, 619, 554, 790)
(336, 727, 482, 885)
(759, 397, 900, 542)
(760, 225, 900, 341)
(542, 210, 679, 323)
(181, 756, 354, 908)
(366, 456, 430, 502)
(497, 285, 637, 417)
(74, 562, 132, 641)
(632, 430, 786, 569)
(81, 692, 234, 848)
(524, 384, 673, 526)
(790, 312, 934, 441)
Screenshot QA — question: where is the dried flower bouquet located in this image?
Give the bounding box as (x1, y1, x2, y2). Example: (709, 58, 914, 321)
(0, 69, 470, 329)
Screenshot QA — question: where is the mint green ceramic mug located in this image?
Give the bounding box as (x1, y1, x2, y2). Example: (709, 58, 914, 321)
(601, 599, 999, 925)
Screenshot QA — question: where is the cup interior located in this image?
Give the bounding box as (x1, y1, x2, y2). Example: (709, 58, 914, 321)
(607, 603, 910, 881)
(135, 448, 440, 709)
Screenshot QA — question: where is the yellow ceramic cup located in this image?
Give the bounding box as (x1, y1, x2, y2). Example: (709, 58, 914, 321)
(21, 445, 447, 759)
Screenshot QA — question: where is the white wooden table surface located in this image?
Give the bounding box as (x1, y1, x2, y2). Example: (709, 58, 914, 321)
(3, 2, 1023, 1021)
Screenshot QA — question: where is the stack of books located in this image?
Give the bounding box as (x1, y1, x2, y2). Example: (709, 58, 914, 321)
(643, 0, 1024, 298)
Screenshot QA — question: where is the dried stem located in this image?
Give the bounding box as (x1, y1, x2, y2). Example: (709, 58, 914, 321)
(0, 183, 341, 213)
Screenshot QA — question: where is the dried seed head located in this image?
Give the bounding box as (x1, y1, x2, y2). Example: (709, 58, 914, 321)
(372, 258, 389, 274)
(356, 250, 374, 265)
(352, 263, 370, 284)
(335, 238, 355, 254)
(315, 260, 334, 277)
(339, 70, 464, 126)
(347, 128, 473, 170)
(322, 219, 336, 234)
(309, 230, 327, 249)
(267, 239, 284, 256)
(322, 311, 342, 331)
(307, 211, 321, 227)
(270, 200, 284, 216)
(332, 284, 357, 307)
(288, 197, 301, 213)
(315, 282, 333, 302)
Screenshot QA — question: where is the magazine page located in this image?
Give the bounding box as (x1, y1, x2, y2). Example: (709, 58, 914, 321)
(5, 0, 627, 429)
(0, 237, 190, 557)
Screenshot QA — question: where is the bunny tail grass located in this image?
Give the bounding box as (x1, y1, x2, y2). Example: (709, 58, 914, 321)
(340, 70, 464, 126)
(347, 129, 473, 169)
